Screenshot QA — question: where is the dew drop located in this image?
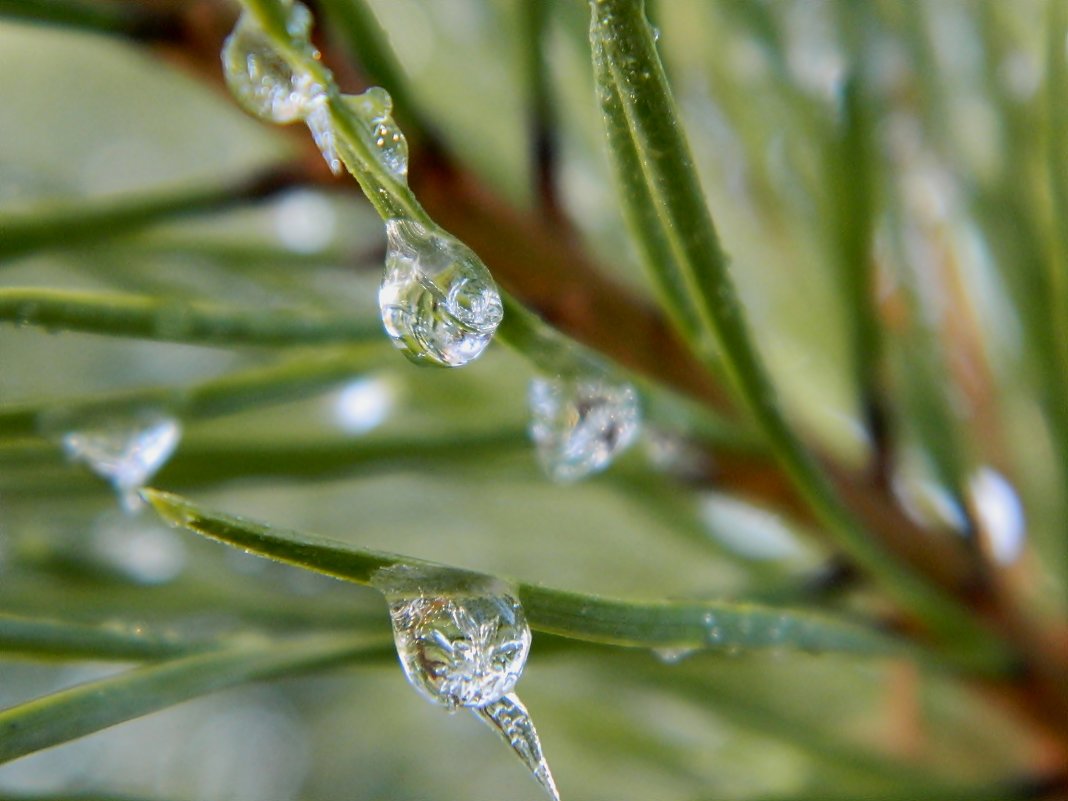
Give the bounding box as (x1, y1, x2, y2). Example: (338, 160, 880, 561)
(57, 410, 182, 512)
(384, 590, 530, 709)
(374, 566, 559, 800)
(528, 375, 641, 482)
(379, 219, 503, 367)
(343, 88, 410, 181)
(475, 693, 561, 801)
(221, 2, 324, 125)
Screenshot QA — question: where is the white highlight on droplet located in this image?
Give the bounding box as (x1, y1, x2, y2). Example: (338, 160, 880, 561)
(969, 466, 1026, 565)
(528, 374, 641, 483)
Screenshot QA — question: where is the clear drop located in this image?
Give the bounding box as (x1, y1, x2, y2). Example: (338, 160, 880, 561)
(59, 411, 182, 511)
(379, 219, 503, 367)
(474, 693, 561, 801)
(221, 2, 324, 124)
(343, 88, 409, 181)
(384, 589, 530, 710)
(528, 375, 641, 482)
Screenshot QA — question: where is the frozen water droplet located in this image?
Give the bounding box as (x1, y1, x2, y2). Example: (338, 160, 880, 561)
(380, 219, 503, 367)
(221, 2, 324, 124)
(475, 693, 560, 801)
(375, 566, 558, 799)
(344, 88, 409, 180)
(58, 411, 181, 511)
(528, 375, 641, 482)
(380, 576, 530, 709)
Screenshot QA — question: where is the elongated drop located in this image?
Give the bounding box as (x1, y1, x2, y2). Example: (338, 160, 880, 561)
(528, 375, 641, 482)
(59, 410, 181, 511)
(342, 88, 409, 181)
(380, 219, 503, 367)
(374, 566, 559, 800)
(475, 693, 560, 801)
(221, 1, 323, 124)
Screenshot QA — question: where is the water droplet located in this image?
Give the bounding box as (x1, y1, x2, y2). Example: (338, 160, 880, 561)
(528, 375, 641, 482)
(475, 693, 560, 801)
(374, 566, 559, 800)
(379, 575, 530, 709)
(57, 410, 181, 511)
(379, 219, 503, 367)
(221, 2, 324, 124)
(344, 88, 409, 181)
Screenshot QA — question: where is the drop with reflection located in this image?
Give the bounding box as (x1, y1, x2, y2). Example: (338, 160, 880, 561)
(374, 566, 560, 800)
(379, 219, 503, 367)
(528, 374, 641, 482)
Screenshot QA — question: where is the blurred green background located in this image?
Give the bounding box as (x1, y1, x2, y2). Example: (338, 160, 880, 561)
(0, 1, 1064, 799)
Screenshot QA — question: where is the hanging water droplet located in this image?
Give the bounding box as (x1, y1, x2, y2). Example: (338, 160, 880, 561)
(383, 586, 530, 709)
(57, 410, 182, 512)
(344, 88, 409, 181)
(528, 374, 641, 482)
(221, 1, 324, 124)
(379, 219, 503, 367)
(374, 566, 558, 801)
(475, 693, 561, 801)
